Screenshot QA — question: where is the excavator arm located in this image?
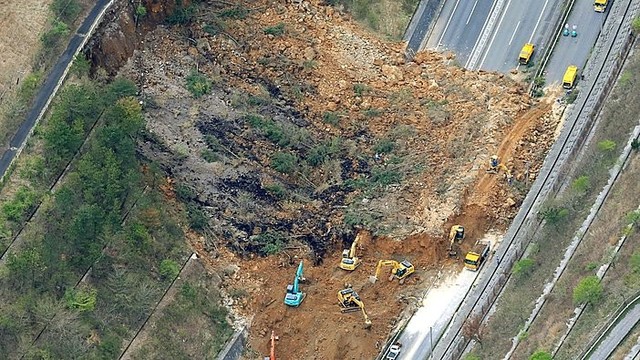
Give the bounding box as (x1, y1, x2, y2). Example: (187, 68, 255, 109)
(374, 260, 400, 280)
(351, 297, 372, 329)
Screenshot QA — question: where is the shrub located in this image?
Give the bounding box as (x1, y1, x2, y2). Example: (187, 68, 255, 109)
(529, 351, 552, 360)
(41, 19, 70, 48)
(270, 152, 298, 174)
(50, 0, 82, 23)
(353, 83, 370, 96)
(254, 230, 286, 255)
(187, 204, 208, 231)
(322, 111, 340, 125)
(630, 251, 640, 273)
(374, 138, 395, 154)
(64, 288, 97, 311)
(533, 76, 546, 87)
(186, 70, 212, 98)
(512, 258, 534, 279)
(573, 275, 603, 306)
(633, 16, 640, 33)
(136, 5, 148, 17)
(159, 259, 180, 280)
(264, 183, 287, 199)
(538, 206, 569, 227)
(167, 4, 196, 25)
(631, 139, 640, 151)
(597, 139, 616, 152)
(3, 186, 39, 222)
(264, 23, 285, 36)
(571, 175, 590, 194)
(220, 6, 247, 19)
(19, 72, 43, 100)
(200, 149, 219, 162)
(566, 89, 579, 104)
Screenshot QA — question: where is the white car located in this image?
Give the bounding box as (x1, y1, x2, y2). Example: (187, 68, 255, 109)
(386, 344, 401, 359)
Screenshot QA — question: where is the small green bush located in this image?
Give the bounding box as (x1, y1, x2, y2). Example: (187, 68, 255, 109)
(41, 19, 70, 48)
(64, 288, 97, 311)
(322, 111, 340, 125)
(571, 175, 590, 194)
(374, 138, 395, 154)
(159, 259, 180, 280)
(573, 275, 603, 306)
(186, 70, 212, 98)
(136, 5, 148, 17)
(597, 139, 616, 152)
(3, 186, 39, 222)
(512, 258, 534, 278)
(167, 4, 197, 25)
(270, 152, 298, 174)
(200, 149, 219, 162)
(353, 83, 370, 96)
(50, 0, 82, 23)
(529, 351, 552, 360)
(187, 204, 208, 231)
(264, 183, 287, 199)
(264, 23, 285, 36)
(220, 6, 248, 19)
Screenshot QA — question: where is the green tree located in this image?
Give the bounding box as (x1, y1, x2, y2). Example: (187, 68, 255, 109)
(136, 4, 148, 17)
(573, 275, 603, 306)
(71, 55, 91, 78)
(159, 259, 180, 280)
(64, 288, 97, 311)
(571, 175, 590, 194)
(529, 350, 552, 360)
(186, 70, 212, 98)
(50, 0, 82, 23)
(41, 19, 70, 48)
(538, 206, 569, 227)
(630, 251, 640, 273)
(512, 258, 535, 279)
(597, 139, 616, 152)
(632, 16, 640, 34)
(271, 152, 298, 174)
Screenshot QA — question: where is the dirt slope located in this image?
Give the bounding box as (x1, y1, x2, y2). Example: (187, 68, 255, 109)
(90, 0, 562, 358)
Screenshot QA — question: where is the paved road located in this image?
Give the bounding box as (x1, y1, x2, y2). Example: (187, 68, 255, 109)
(392, 269, 479, 360)
(0, 0, 111, 182)
(469, 0, 562, 72)
(590, 302, 640, 359)
(544, 0, 608, 86)
(424, 0, 494, 65)
(405, 0, 445, 55)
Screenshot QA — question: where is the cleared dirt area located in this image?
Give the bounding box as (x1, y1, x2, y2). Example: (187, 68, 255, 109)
(86, 0, 561, 358)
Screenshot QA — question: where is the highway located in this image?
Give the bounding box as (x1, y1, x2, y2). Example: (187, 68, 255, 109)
(544, 0, 608, 85)
(0, 0, 112, 183)
(424, 0, 494, 64)
(423, 0, 562, 72)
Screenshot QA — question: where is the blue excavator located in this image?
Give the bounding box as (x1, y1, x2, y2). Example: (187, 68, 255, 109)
(284, 261, 306, 307)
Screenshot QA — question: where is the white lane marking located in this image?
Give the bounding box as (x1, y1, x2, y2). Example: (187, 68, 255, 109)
(530, 0, 551, 43)
(465, 0, 506, 69)
(479, 0, 513, 69)
(509, 21, 521, 45)
(466, 0, 480, 25)
(438, 0, 463, 48)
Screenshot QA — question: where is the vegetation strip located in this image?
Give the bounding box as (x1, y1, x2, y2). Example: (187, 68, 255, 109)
(505, 125, 640, 357)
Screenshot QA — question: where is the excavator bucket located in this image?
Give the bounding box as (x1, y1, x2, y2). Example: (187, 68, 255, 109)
(368, 275, 378, 284)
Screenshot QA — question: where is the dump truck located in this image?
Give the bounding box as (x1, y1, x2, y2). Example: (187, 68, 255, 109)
(518, 43, 534, 65)
(464, 240, 490, 271)
(562, 65, 578, 90)
(594, 0, 608, 12)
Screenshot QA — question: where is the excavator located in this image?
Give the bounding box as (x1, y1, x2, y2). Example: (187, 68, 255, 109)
(284, 261, 306, 307)
(338, 287, 372, 329)
(263, 331, 278, 360)
(339, 232, 362, 271)
(448, 225, 465, 258)
(371, 260, 415, 284)
(487, 155, 513, 184)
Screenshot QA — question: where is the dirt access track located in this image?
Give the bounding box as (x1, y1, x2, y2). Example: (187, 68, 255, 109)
(87, 0, 562, 358)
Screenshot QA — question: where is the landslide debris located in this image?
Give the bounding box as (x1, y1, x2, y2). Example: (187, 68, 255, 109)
(89, 0, 560, 358)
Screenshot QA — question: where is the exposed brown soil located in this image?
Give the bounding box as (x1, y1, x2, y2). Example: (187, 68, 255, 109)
(88, 0, 562, 358)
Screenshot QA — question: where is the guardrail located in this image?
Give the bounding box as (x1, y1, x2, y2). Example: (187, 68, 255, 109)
(579, 289, 640, 359)
(528, 0, 577, 95)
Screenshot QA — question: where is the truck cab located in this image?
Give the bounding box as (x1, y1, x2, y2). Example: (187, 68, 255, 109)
(519, 43, 535, 65)
(562, 65, 578, 89)
(594, 0, 608, 12)
(464, 242, 490, 271)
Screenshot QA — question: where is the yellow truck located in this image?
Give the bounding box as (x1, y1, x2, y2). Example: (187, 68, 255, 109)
(519, 43, 535, 65)
(562, 65, 578, 89)
(464, 240, 490, 271)
(594, 0, 608, 12)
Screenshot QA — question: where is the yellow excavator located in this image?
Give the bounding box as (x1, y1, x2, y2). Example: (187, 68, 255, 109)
(487, 155, 513, 184)
(372, 260, 415, 284)
(338, 287, 372, 329)
(339, 232, 362, 271)
(448, 225, 465, 258)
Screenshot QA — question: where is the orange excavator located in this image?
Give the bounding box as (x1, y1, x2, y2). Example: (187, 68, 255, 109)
(264, 331, 278, 360)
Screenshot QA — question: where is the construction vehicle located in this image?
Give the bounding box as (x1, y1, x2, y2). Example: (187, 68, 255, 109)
(448, 225, 465, 258)
(339, 232, 362, 271)
(464, 240, 490, 271)
(487, 155, 513, 184)
(518, 43, 534, 65)
(372, 260, 415, 284)
(284, 261, 306, 307)
(563, 65, 578, 89)
(263, 331, 278, 360)
(338, 287, 372, 329)
(594, 0, 608, 12)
